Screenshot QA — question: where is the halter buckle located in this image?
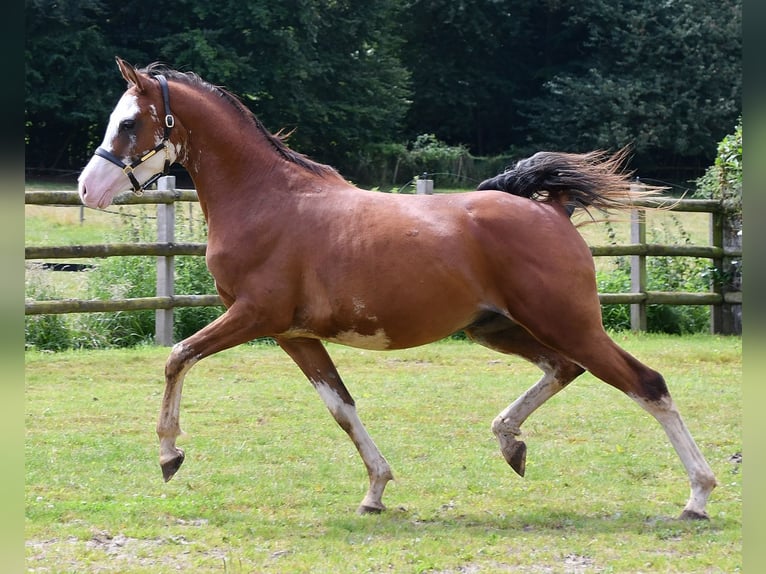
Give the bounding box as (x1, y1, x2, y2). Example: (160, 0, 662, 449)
(140, 148, 159, 162)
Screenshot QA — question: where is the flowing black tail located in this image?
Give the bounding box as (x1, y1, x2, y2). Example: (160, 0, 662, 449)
(477, 148, 659, 216)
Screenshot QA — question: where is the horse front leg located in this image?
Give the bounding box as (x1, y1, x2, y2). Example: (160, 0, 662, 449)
(277, 337, 394, 514)
(157, 302, 265, 482)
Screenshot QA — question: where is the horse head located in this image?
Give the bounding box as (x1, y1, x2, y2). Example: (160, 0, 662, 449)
(78, 57, 180, 208)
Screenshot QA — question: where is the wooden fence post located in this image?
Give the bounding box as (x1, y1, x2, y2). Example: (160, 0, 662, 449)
(155, 176, 176, 346)
(711, 207, 742, 334)
(630, 198, 647, 332)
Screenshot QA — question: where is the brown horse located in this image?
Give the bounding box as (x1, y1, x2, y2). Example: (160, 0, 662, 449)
(78, 58, 715, 519)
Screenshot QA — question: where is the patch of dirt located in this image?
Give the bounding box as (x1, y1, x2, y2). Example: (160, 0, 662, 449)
(427, 553, 599, 574)
(26, 528, 226, 573)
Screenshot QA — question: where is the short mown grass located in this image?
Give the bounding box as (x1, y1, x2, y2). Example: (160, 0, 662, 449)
(25, 335, 741, 572)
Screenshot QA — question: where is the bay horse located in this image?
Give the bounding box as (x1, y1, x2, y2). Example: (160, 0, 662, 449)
(77, 58, 715, 519)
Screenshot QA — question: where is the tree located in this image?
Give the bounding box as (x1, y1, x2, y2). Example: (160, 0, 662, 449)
(25, 0, 411, 177)
(399, 0, 546, 155)
(399, 0, 741, 180)
(520, 0, 741, 178)
(25, 0, 115, 172)
(25, 0, 742, 183)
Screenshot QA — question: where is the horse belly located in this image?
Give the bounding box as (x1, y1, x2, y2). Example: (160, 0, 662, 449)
(317, 283, 484, 351)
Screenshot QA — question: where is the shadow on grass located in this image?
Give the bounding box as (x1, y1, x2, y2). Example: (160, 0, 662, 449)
(323, 504, 729, 541)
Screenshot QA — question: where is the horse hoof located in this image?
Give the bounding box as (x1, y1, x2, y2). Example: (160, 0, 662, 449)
(504, 441, 527, 477)
(357, 504, 385, 515)
(160, 450, 185, 482)
(679, 508, 709, 520)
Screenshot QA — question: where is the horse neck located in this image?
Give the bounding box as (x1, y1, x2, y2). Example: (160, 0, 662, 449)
(171, 82, 290, 205)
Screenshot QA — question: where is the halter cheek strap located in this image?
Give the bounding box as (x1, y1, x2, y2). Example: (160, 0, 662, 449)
(94, 74, 175, 195)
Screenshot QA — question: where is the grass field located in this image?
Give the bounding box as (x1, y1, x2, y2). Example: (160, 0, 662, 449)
(25, 335, 741, 572)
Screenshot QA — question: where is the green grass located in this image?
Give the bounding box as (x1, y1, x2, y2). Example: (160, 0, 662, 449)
(25, 335, 741, 572)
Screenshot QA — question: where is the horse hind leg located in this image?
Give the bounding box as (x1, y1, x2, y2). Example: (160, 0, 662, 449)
(464, 314, 585, 477)
(276, 337, 394, 514)
(583, 342, 717, 519)
(534, 323, 716, 520)
(469, 312, 716, 520)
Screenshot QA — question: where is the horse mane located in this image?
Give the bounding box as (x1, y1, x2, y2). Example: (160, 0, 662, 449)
(139, 63, 340, 179)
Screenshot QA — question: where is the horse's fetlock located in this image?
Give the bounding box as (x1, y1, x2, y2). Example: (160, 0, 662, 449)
(491, 415, 520, 438)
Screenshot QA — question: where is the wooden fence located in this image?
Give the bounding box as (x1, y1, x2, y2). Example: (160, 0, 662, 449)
(25, 177, 742, 345)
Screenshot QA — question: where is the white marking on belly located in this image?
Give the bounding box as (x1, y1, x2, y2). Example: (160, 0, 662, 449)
(330, 329, 390, 350)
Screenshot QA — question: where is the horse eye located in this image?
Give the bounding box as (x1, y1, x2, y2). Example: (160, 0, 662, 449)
(119, 119, 136, 132)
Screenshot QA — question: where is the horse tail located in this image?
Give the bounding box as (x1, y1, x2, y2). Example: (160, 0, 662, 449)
(476, 147, 661, 217)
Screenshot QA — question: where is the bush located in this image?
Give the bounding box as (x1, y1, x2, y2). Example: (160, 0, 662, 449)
(353, 134, 514, 190)
(173, 254, 220, 341)
(25, 204, 223, 351)
(694, 117, 742, 297)
(694, 117, 742, 214)
(25, 265, 74, 351)
(597, 218, 711, 334)
(81, 205, 223, 348)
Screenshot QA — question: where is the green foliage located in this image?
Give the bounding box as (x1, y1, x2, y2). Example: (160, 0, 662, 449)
(25, 0, 741, 183)
(597, 258, 633, 332)
(83, 259, 157, 348)
(399, 0, 535, 155)
(522, 0, 741, 176)
(398, 134, 472, 188)
(24, 266, 73, 351)
(26, 0, 411, 176)
(694, 117, 742, 218)
(173, 255, 221, 341)
(81, 207, 221, 348)
(24, 205, 222, 350)
(354, 135, 510, 188)
(597, 218, 711, 334)
(694, 118, 742, 297)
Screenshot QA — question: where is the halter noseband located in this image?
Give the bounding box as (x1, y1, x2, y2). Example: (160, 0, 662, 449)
(94, 75, 175, 195)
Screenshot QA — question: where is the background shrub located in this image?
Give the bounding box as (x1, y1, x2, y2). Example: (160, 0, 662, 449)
(597, 217, 711, 334)
(173, 254, 222, 341)
(25, 265, 73, 351)
(24, 200, 225, 350)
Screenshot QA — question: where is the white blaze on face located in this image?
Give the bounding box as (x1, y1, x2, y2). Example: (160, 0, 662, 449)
(77, 93, 140, 209)
(103, 92, 142, 152)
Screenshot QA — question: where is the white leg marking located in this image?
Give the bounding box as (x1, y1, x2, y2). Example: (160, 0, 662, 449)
(632, 394, 716, 518)
(492, 364, 563, 439)
(313, 380, 393, 512)
(491, 361, 574, 476)
(158, 342, 197, 465)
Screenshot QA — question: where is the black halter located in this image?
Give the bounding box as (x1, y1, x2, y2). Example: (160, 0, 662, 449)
(94, 75, 175, 195)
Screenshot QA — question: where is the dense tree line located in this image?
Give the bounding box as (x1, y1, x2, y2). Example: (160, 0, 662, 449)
(25, 0, 741, 185)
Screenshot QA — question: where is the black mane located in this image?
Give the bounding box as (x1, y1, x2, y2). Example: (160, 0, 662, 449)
(140, 63, 339, 178)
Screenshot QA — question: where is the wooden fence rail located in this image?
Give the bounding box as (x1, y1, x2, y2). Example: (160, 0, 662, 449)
(25, 177, 742, 344)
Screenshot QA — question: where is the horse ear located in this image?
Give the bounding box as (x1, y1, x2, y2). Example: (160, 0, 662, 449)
(115, 56, 148, 93)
